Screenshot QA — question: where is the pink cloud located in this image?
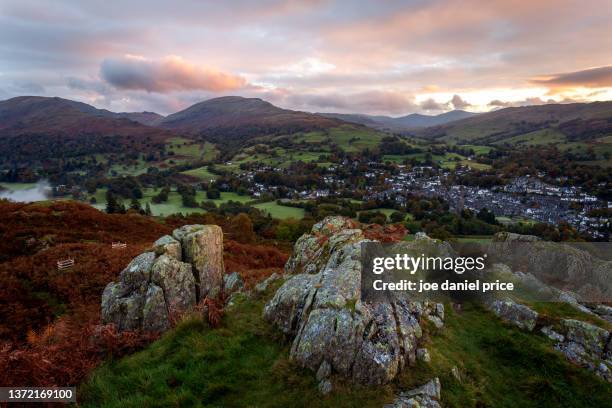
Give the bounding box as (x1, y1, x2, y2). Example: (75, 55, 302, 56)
(100, 55, 247, 93)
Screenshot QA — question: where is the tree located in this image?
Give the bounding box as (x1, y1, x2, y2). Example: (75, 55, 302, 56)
(476, 208, 497, 224)
(390, 211, 406, 223)
(129, 198, 142, 213)
(145, 202, 152, 216)
(207, 189, 221, 199)
(228, 213, 255, 243)
(105, 191, 120, 214)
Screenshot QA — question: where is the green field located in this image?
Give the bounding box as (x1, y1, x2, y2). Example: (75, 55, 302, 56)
(496, 129, 567, 147)
(296, 125, 385, 152)
(90, 189, 253, 216)
(0, 182, 39, 191)
(166, 138, 219, 163)
(181, 166, 219, 181)
(254, 202, 305, 219)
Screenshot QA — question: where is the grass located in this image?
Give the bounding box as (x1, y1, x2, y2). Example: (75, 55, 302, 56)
(0, 182, 39, 190)
(166, 138, 219, 162)
(80, 291, 612, 407)
(79, 289, 390, 408)
(424, 303, 612, 407)
(89, 189, 253, 217)
(297, 125, 385, 153)
(181, 166, 218, 181)
(254, 202, 306, 219)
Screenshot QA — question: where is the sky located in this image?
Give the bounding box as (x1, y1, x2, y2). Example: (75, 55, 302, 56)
(1, 0, 611, 116)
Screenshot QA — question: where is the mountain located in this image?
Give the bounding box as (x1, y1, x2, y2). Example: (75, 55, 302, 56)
(117, 111, 164, 126)
(0, 96, 171, 164)
(158, 96, 343, 141)
(0, 96, 168, 136)
(413, 101, 612, 144)
(320, 110, 478, 130)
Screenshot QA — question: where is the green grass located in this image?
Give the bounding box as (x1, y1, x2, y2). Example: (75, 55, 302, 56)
(80, 291, 612, 407)
(424, 303, 612, 407)
(254, 202, 306, 219)
(297, 125, 385, 152)
(0, 182, 39, 191)
(181, 166, 219, 181)
(90, 188, 252, 217)
(458, 145, 494, 155)
(166, 138, 219, 162)
(497, 129, 567, 147)
(79, 290, 390, 408)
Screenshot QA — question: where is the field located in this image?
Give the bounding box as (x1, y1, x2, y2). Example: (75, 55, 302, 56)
(382, 152, 492, 170)
(165, 138, 219, 163)
(295, 125, 385, 152)
(90, 189, 253, 217)
(180, 166, 218, 181)
(254, 202, 305, 219)
(0, 182, 39, 191)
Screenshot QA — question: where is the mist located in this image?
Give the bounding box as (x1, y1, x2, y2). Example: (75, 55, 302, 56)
(0, 180, 52, 202)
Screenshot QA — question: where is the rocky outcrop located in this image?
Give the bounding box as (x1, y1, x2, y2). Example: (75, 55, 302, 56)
(264, 216, 443, 385)
(487, 298, 538, 331)
(101, 225, 224, 332)
(489, 232, 612, 303)
(553, 319, 611, 382)
(386, 378, 442, 408)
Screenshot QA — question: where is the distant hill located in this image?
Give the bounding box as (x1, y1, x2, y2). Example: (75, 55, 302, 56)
(0, 96, 172, 164)
(320, 110, 478, 130)
(117, 111, 164, 126)
(413, 101, 612, 144)
(158, 96, 343, 142)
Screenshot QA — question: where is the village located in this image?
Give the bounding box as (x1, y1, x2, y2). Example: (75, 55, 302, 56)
(235, 160, 609, 238)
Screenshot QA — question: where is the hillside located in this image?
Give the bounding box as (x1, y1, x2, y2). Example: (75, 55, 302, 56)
(117, 111, 165, 126)
(321, 110, 478, 130)
(0, 96, 173, 164)
(79, 217, 612, 407)
(158, 96, 344, 143)
(414, 101, 612, 144)
(0, 200, 288, 387)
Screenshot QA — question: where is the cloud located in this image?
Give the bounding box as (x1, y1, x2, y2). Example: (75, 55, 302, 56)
(450, 94, 471, 109)
(488, 97, 556, 108)
(281, 90, 417, 115)
(419, 98, 448, 111)
(531, 66, 612, 88)
(100, 55, 247, 93)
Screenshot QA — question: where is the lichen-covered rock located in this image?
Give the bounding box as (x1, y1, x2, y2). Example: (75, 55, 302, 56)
(152, 235, 182, 260)
(284, 216, 362, 275)
(541, 326, 564, 342)
(265, 216, 437, 385)
(417, 348, 431, 363)
(386, 378, 442, 408)
(223, 272, 244, 295)
(142, 285, 169, 332)
(102, 224, 224, 332)
(318, 379, 332, 395)
(560, 319, 609, 356)
(101, 282, 144, 331)
(487, 299, 538, 331)
(255, 272, 281, 294)
(151, 255, 196, 317)
(173, 224, 224, 300)
(118, 252, 156, 291)
(552, 319, 611, 382)
(316, 360, 332, 381)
